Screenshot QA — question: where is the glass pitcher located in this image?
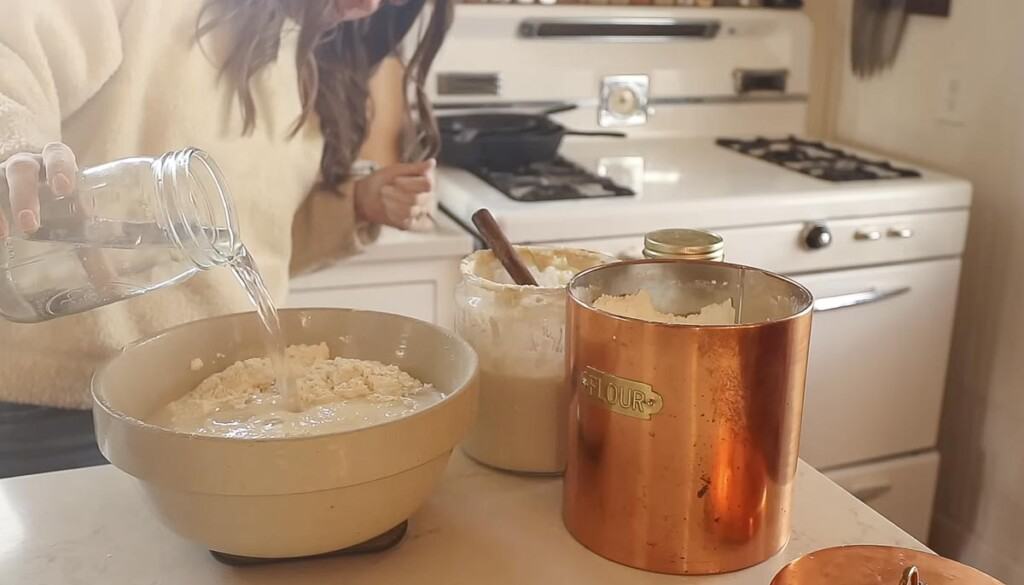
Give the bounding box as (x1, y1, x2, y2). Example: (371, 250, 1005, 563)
(0, 148, 239, 323)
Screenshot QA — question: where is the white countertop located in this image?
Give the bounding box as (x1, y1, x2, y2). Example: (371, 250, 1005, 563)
(290, 212, 474, 289)
(1, 451, 924, 584)
(438, 136, 972, 243)
(288, 211, 474, 295)
(343, 212, 474, 265)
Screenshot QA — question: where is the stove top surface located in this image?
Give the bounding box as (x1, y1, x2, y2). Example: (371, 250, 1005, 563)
(469, 156, 634, 202)
(717, 136, 923, 182)
(437, 136, 970, 243)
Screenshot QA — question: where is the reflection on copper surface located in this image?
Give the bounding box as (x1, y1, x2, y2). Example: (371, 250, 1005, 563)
(708, 422, 767, 544)
(771, 545, 1006, 585)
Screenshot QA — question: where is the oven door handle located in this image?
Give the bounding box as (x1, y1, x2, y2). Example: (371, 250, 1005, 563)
(813, 286, 911, 313)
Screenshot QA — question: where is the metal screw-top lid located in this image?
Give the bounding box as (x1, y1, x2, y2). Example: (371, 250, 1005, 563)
(643, 229, 725, 261)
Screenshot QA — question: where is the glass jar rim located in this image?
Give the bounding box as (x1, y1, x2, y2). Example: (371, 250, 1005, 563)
(460, 247, 614, 294)
(159, 148, 240, 268)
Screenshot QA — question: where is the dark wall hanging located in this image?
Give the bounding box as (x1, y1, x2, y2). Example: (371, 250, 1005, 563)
(906, 0, 952, 17)
(851, 0, 950, 79)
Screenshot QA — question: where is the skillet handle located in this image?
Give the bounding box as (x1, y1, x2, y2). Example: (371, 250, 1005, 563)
(562, 130, 627, 138)
(541, 103, 579, 116)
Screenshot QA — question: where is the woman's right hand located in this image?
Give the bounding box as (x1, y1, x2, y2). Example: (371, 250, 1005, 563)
(0, 142, 79, 238)
(353, 159, 435, 231)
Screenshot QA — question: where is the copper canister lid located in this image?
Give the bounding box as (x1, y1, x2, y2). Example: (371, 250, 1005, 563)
(771, 545, 1005, 585)
(643, 229, 724, 260)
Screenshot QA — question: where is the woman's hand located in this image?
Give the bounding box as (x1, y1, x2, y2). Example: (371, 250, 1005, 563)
(0, 142, 78, 238)
(353, 159, 435, 231)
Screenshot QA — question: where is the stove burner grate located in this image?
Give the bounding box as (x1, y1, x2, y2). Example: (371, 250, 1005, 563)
(470, 156, 634, 202)
(717, 136, 922, 182)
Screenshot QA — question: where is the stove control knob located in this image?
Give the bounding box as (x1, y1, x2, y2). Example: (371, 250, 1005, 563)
(804, 223, 832, 250)
(608, 87, 639, 116)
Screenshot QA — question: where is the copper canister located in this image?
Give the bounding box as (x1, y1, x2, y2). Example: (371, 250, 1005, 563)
(563, 259, 814, 575)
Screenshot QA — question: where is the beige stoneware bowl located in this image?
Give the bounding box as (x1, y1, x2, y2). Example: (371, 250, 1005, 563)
(92, 308, 479, 558)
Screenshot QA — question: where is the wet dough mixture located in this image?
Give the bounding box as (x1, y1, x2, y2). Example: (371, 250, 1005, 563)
(149, 343, 441, 438)
(593, 290, 736, 325)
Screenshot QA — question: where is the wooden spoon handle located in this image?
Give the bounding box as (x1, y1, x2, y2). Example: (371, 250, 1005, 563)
(471, 209, 538, 286)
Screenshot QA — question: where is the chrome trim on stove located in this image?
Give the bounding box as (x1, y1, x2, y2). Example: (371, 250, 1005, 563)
(433, 100, 583, 112)
(433, 94, 808, 112)
(651, 93, 808, 105)
(854, 228, 883, 241)
(517, 18, 721, 41)
(813, 287, 911, 313)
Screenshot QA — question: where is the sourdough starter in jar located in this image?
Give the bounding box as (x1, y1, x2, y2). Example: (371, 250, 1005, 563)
(455, 247, 610, 474)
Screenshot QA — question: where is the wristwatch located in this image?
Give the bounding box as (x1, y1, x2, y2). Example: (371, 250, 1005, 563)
(350, 160, 379, 179)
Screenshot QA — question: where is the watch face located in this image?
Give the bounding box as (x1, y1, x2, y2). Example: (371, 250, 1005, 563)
(350, 160, 380, 178)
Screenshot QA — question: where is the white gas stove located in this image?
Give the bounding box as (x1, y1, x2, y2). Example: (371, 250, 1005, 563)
(429, 4, 970, 543)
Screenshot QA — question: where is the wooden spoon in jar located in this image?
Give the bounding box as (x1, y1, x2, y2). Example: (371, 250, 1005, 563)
(471, 208, 538, 286)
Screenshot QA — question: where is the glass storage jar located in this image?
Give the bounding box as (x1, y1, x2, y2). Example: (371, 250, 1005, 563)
(0, 148, 238, 322)
(455, 246, 611, 474)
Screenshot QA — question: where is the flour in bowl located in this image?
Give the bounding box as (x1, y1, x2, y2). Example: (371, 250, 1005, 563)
(148, 343, 443, 438)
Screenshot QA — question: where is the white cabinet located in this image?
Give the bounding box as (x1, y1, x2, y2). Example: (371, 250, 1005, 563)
(826, 451, 940, 543)
(287, 215, 474, 327)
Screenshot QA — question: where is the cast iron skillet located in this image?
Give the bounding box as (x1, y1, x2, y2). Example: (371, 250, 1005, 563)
(438, 105, 626, 171)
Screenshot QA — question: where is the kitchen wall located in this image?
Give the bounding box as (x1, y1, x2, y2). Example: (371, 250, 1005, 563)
(802, 0, 841, 138)
(806, 1, 1024, 581)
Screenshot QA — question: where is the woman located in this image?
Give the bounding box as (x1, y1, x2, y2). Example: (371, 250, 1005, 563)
(0, 0, 452, 476)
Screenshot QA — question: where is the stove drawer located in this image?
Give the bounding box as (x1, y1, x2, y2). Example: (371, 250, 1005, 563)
(795, 258, 960, 469)
(722, 210, 968, 274)
(825, 451, 940, 543)
(556, 209, 968, 274)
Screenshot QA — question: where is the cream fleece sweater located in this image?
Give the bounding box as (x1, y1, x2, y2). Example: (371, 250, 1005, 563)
(0, 0, 344, 408)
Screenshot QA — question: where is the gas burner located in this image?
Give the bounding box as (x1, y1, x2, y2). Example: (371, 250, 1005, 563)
(471, 156, 635, 202)
(717, 136, 922, 182)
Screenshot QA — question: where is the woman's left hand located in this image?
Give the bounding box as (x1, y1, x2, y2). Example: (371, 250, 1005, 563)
(354, 159, 435, 230)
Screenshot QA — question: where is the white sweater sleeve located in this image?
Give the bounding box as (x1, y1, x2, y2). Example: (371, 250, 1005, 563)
(0, 0, 127, 161)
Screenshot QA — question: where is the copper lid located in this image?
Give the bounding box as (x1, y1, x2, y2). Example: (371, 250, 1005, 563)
(771, 546, 1005, 585)
(643, 229, 724, 258)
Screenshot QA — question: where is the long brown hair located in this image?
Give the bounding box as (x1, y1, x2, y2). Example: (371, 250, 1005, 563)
(198, 0, 452, 187)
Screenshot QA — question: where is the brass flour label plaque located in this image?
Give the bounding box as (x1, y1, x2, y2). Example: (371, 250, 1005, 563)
(579, 366, 663, 420)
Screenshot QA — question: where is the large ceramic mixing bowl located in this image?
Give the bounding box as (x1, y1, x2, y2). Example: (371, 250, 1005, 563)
(92, 308, 479, 558)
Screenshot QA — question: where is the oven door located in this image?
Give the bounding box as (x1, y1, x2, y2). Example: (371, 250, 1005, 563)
(792, 258, 961, 469)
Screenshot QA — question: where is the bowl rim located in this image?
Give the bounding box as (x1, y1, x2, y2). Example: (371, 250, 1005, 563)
(91, 307, 479, 444)
(568, 258, 814, 330)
